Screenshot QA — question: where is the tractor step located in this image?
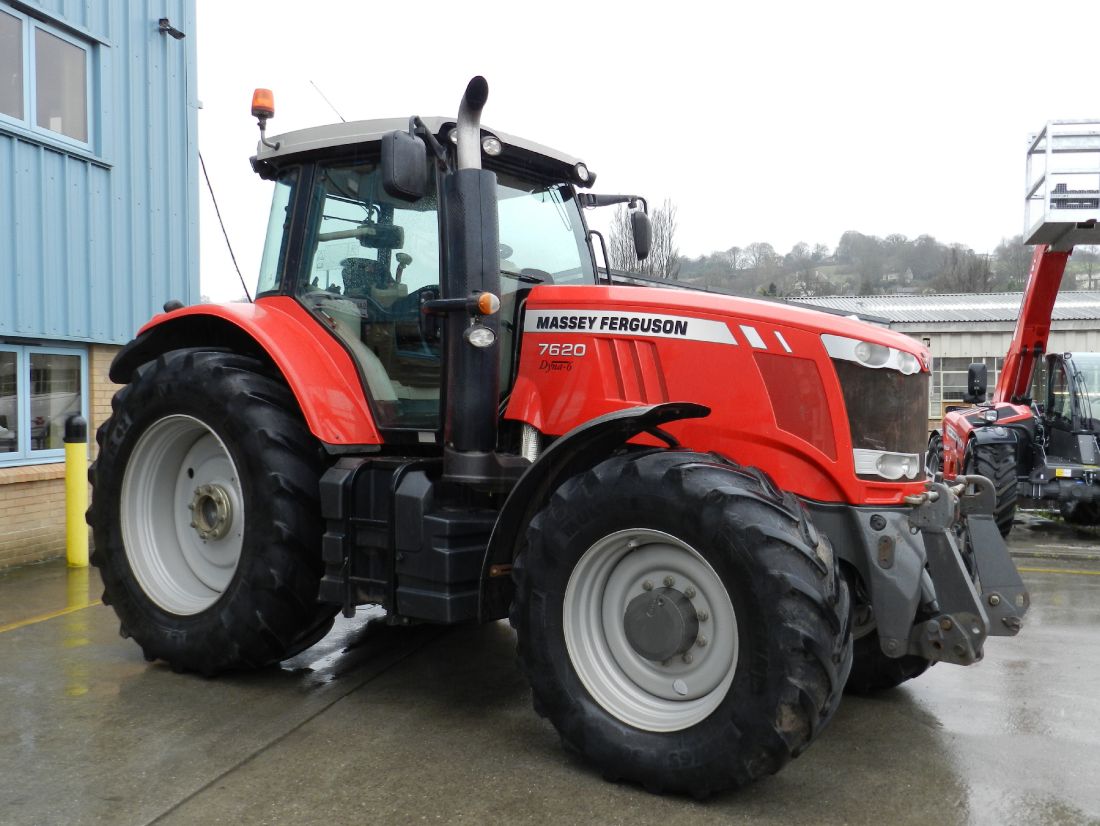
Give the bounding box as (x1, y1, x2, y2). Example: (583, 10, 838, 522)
(319, 456, 496, 624)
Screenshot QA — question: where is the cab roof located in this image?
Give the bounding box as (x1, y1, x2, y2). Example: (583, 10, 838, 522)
(253, 116, 587, 172)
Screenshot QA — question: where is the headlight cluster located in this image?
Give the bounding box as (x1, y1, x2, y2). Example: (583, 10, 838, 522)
(822, 334, 923, 375)
(852, 449, 921, 480)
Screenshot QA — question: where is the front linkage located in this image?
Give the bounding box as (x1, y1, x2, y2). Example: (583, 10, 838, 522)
(907, 476, 1029, 663)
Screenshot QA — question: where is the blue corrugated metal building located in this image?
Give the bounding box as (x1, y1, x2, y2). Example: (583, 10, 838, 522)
(1, 0, 198, 567)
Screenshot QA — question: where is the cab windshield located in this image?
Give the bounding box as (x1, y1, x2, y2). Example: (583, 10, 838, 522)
(275, 159, 592, 431)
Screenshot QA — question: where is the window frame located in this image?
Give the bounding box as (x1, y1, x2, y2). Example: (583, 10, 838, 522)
(0, 5, 94, 154)
(0, 342, 89, 467)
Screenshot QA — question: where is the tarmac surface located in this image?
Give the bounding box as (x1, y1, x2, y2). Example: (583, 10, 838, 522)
(0, 514, 1098, 826)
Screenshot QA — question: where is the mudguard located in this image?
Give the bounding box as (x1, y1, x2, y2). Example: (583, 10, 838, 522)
(477, 402, 710, 620)
(109, 296, 382, 447)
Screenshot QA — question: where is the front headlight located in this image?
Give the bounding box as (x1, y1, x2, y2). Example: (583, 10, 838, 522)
(853, 449, 921, 480)
(823, 334, 923, 375)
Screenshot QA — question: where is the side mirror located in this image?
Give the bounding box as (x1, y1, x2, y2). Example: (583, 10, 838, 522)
(381, 131, 429, 202)
(964, 363, 988, 404)
(631, 209, 651, 260)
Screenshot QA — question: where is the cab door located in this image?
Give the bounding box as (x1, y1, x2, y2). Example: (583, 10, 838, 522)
(1045, 357, 1078, 461)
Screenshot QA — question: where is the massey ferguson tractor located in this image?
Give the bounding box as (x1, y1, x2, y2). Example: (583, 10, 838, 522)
(89, 78, 1029, 796)
(928, 119, 1100, 535)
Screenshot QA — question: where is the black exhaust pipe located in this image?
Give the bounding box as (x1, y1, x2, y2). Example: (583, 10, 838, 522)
(441, 77, 503, 483)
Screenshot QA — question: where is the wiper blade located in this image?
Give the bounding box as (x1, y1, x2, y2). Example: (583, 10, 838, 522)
(500, 269, 545, 284)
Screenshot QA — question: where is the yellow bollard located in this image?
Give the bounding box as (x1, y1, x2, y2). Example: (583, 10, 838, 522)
(65, 415, 89, 568)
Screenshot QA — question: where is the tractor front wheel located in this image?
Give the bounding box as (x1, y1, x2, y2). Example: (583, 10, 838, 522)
(965, 442, 1018, 538)
(926, 433, 944, 478)
(90, 350, 337, 674)
(511, 450, 851, 796)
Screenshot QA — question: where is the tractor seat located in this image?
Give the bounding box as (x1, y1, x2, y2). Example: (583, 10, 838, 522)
(342, 258, 394, 295)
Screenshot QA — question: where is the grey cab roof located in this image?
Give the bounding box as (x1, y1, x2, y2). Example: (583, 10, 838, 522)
(789, 291, 1100, 323)
(254, 116, 586, 168)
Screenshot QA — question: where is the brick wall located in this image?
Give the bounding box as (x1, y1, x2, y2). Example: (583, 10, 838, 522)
(90, 345, 123, 459)
(0, 344, 121, 570)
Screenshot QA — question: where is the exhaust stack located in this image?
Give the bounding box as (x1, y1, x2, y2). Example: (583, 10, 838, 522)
(441, 77, 505, 485)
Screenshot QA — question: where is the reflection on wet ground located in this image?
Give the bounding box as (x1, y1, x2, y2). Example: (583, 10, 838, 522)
(0, 535, 1098, 825)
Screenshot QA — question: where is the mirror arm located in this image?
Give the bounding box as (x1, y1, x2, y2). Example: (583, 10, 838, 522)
(579, 193, 648, 213)
(409, 116, 451, 170)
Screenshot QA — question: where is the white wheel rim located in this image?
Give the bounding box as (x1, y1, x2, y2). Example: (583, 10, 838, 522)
(563, 529, 738, 732)
(121, 415, 245, 615)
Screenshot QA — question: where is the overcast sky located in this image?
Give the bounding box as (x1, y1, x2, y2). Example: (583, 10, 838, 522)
(195, 1, 1100, 300)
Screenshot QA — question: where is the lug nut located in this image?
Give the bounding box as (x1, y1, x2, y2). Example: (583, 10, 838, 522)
(642, 580, 653, 591)
(697, 610, 709, 622)
(696, 635, 708, 648)
(988, 594, 1001, 607)
(684, 586, 696, 599)
(663, 576, 675, 587)
(682, 652, 693, 664)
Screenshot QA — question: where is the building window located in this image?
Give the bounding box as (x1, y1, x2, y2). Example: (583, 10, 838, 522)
(0, 7, 91, 148)
(0, 343, 87, 465)
(0, 11, 23, 121)
(930, 356, 1003, 417)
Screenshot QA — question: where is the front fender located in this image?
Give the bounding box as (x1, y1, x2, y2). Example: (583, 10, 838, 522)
(110, 296, 382, 446)
(477, 402, 709, 620)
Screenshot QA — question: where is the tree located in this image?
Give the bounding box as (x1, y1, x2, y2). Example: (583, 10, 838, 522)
(743, 241, 779, 271)
(936, 245, 993, 292)
(994, 235, 1032, 289)
(648, 199, 680, 279)
(608, 198, 680, 279)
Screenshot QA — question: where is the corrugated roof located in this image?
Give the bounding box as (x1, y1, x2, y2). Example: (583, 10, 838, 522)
(788, 291, 1100, 323)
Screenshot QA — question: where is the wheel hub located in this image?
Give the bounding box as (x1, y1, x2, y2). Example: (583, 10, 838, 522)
(189, 483, 233, 541)
(623, 587, 699, 662)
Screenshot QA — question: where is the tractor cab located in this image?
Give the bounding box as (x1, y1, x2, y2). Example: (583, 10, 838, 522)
(1037, 352, 1100, 520)
(251, 114, 602, 435)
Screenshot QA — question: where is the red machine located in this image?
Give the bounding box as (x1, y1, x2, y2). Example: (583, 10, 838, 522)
(90, 79, 1028, 795)
(930, 120, 1100, 534)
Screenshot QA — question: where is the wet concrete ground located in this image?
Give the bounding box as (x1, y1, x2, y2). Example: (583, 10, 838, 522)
(1, 517, 1098, 826)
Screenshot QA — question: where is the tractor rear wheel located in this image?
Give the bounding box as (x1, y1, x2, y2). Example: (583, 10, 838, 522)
(965, 442, 1018, 538)
(89, 349, 337, 674)
(1059, 500, 1100, 526)
(511, 450, 851, 796)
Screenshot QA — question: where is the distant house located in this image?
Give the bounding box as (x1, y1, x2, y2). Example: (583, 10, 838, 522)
(789, 291, 1100, 427)
(0, 1, 198, 569)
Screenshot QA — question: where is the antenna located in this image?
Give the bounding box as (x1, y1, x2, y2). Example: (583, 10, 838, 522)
(310, 80, 346, 123)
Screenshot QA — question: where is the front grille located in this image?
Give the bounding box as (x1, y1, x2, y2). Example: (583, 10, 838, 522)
(833, 360, 929, 476)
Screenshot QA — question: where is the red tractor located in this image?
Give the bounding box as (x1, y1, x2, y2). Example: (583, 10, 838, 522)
(90, 78, 1028, 796)
(928, 119, 1100, 535)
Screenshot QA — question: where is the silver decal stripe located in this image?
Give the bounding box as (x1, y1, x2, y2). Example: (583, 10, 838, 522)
(524, 310, 738, 345)
(739, 325, 767, 349)
(774, 331, 792, 353)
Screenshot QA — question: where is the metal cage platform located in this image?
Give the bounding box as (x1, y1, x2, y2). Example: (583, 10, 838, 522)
(1025, 119, 1100, 248)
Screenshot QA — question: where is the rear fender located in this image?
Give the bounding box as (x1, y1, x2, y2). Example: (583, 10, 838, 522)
(477, 402, 710, 620)
(110, 297, 382, 446)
